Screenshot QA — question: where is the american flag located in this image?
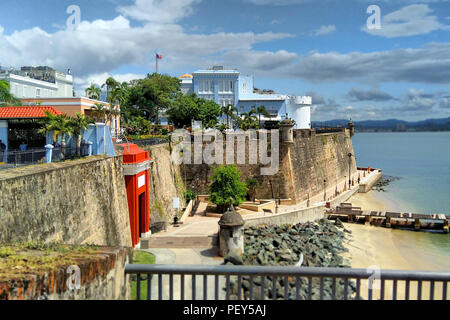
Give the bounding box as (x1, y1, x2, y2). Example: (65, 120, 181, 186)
(156, 53, 163, 60)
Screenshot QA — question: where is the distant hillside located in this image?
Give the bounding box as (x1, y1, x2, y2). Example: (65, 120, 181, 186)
(312, 117, 450, 132)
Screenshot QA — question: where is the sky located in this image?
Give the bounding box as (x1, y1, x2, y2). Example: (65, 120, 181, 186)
(0, 0, 449, 121)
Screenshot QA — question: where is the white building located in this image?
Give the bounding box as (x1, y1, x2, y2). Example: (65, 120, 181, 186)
(174, 66, 312, 129)
(0, 66, 74, 99)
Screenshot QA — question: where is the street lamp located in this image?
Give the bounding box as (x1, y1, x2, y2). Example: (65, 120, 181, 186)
(347, 153, 353, 188)
(323, 179, 327, 201)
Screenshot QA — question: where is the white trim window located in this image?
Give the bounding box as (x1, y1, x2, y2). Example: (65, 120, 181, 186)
(36, 88, 41, 98)
(198, 80, 214, 94)
(219, 80, 233, 94)
(220, 99, 234, 107)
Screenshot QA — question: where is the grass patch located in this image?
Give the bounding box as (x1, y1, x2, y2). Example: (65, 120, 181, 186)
(0, 241, 99, 280)
(130, 251, 156, 300)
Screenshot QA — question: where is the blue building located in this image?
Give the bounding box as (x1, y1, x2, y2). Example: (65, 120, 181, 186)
(165, 66, 312, 129)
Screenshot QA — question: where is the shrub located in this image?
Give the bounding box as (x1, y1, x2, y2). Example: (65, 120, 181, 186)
(185, 189, 198, 202)
(209, 165, 248, 213)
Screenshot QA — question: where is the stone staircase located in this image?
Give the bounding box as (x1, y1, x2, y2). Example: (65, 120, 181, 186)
(141, 235, 218, 249)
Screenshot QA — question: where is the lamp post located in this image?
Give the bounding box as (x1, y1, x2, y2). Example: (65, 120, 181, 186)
(348, 153, 352, 188)
(323, 179, 327, 201)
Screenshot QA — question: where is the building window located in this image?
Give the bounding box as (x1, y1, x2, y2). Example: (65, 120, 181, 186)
(219, 80, 233, 94)
(240, 106, 244, 112)
(220, 99, 234, 107)
(36, 88, 41, 98)
(242, 83, 247, 93)
(199, 80, 214, 94)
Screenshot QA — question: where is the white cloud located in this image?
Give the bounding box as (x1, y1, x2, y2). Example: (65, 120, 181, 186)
(311, 25, 336, 36)
(244, 0, 309, 5)
(221, 49, 298, 73)
(271, 20, 281, 25)
(440, 97, 450, 108)
(0, 0, 294, 94)
(74, 72, 146, 96)
(284, 42, 450, 84)
(363, 4, 450, 38)
(117, 0, 200, 23)
(401, 88, 435, 111)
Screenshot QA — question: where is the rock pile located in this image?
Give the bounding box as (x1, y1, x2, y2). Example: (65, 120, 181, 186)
(373, 175, 399, 192)
(226, 219, 358, 300)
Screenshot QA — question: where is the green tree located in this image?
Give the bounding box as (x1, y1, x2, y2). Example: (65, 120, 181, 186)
(0, 80, 21, 106)
(209, 165, 248, 213)
(236, 110, 259, 131)
(123, 73, 181, 123)
(39, 112, 72, 157)
(167, 93, 221, 129)
(68, 113, 89, 156)
(85, 83, 101, 100)
(245, 178, 259, 202)
(256, 105, 271, 127)
(221, 104, 237, 129)
(91, 103, 106, 122)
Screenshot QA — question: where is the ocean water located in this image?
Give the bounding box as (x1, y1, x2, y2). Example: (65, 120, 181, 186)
(352, 132, 450, 269)
(352, 132, 450, 214)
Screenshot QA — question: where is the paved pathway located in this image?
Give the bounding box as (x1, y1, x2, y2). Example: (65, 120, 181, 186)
(147, 170, 367, 249)
(141, 247, 227, 300)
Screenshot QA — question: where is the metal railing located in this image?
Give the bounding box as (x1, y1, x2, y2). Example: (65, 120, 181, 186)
(125, 264, 450, 301)
(0, 144, 90, 170)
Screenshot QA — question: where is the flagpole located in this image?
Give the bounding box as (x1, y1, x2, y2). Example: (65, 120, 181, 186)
(156, 55, 158, 74)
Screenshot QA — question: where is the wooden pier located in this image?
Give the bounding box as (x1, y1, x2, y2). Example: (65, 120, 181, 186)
(326, 203, 449, 233)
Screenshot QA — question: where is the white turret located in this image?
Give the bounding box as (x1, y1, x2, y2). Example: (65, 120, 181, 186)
(286, 96, 312, 129)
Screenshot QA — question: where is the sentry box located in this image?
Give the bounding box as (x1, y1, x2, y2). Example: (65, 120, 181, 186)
(120, 144, 153, 248)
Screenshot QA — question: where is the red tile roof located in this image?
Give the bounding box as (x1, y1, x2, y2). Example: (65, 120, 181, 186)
(0, 106, 65, 119)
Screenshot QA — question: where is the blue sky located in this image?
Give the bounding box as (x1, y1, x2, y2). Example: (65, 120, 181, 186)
(1, 0, 450, 121)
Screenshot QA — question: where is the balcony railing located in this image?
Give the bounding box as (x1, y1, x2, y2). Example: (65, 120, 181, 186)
(125, 264, 450, 301)
(0, 144, 90, 170)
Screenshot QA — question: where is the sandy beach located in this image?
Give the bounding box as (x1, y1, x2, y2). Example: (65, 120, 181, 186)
(343, 190, 449, 299)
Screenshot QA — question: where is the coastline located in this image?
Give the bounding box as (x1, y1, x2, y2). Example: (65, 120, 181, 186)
(345, 190, 450, 272)
(343, 190, 449, 299)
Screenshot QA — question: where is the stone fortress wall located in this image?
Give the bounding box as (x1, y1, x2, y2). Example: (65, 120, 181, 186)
(182, 129, 357, 204)
(0, 156, 132, 247)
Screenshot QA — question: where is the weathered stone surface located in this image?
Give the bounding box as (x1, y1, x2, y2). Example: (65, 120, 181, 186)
(0, 246, 133, 300)
(225, 250, 244, 265)
(142, 144, 186, 225)
(0, 156, 131, 247)
(181, 129, 357, 204)
(228, 219, 357, 300)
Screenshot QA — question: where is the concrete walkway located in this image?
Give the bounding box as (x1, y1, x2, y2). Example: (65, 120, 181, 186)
(147, 169, 374, 249)
(141, 247, 227, 300)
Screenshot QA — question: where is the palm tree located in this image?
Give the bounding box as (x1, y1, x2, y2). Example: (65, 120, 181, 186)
(91, 103, 106, 122)
(221, 104, 237, 129)
(39, 112, 72, 157)
(68, 113, 89, 156)
(238, 110, 259, 131)
(256, 105, 271, 127)
(85, 84, 101, 100)
(102, 77, 120, 102)
(0, 80, 21, 106)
